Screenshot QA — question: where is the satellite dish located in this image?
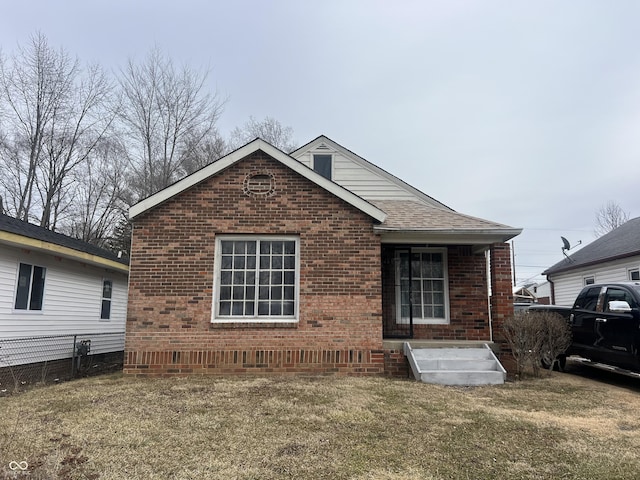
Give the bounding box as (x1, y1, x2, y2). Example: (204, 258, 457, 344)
(561, 236, 582, 261)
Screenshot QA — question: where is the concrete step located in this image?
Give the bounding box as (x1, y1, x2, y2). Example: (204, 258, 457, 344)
(412, 348, 494, 360)
(404, 343, 506, 386)
(415, 358, 498, 371)
(420, 370, 506, 386)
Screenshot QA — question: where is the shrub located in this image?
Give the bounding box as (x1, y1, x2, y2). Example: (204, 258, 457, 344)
(503, 310, 571, 378)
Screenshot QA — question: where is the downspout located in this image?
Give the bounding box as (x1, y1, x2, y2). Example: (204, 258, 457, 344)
(548, 277, 556, 305)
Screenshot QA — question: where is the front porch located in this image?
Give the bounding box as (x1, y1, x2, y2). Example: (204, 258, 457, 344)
(381, 244, 495, 341)
(380, 241, 515, 379)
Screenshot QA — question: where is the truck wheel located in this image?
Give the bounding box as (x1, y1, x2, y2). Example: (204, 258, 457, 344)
(556, 355, 567, 372)
(541, 353, 555, 370)
(541, 354, 567, 371)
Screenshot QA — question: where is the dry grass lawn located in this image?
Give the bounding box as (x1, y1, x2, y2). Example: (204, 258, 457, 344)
(1, 369, 639, 479)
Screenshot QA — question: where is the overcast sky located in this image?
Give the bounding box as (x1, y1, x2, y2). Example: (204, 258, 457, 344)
(2, 0, 639, 286)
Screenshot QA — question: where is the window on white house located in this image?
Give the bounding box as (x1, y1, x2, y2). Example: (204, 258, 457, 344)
(584, 275, 595, 286)
(101, 280, 113, 320)
(396, 249, 449, 324)
(214, 237, 298, 322)
(629, 269, 640, 281)
(14, 263, 46, 310)
(313, 154, 332, 180)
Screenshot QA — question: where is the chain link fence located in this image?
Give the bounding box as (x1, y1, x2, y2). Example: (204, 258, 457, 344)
(0, 332, 125, 394)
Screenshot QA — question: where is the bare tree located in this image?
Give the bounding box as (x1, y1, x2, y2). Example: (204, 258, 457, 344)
(63, 138, 128, 247)
(594, 201, 630, 237)
(0, 32, 72, 223)
(181, 129, 227, 175)
(0, 33, 116, 229)
(228, 116, 296, 153)
(117, 47, 225, 200)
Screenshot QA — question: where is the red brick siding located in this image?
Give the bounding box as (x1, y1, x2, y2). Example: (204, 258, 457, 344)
(125, 151, 384, 376)
(489, 242, 515, 368)
(383, 349, 410, 378)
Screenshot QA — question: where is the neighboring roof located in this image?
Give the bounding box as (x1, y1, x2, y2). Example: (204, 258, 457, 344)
(291, 135, 453, 210)
(129, 138, 387, 223)
(372, 200, 521, 244)
(0, 213, 129, 273)
(513, 286, 536, 300)
(544, 217, 640, 276)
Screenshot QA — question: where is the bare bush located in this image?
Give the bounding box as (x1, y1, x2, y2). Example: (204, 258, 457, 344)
(503, 310, 571, 378)
(503, 312, 544, 378)
(539, 311, 572, 371)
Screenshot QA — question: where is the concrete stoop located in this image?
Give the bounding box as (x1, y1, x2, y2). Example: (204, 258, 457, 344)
(404, 342, 506, 386)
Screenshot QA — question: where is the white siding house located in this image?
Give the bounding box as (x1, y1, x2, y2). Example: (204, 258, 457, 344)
(0, 213, 129, 367)
(544, 217, 640, 306)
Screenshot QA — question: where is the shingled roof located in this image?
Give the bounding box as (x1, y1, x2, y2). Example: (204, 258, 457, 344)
(544, 216, 640, 275)
(372, 200, 517, 233)
(0, 213, 128, 270)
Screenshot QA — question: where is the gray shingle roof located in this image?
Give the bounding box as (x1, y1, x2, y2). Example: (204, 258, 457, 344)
(0, 213, 128, 266)
(371, 200, 519, 232)
(544, 216, 640, 275)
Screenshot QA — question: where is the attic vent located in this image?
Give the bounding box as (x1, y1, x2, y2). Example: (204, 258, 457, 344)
(315, 144, 330, 150)
(243, 170, 276, 198)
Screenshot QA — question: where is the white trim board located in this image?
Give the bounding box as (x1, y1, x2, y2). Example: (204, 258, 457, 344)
(129, 139, 386, 223)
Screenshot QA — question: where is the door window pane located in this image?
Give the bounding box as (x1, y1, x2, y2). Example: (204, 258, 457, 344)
(398, 250, 446, 321)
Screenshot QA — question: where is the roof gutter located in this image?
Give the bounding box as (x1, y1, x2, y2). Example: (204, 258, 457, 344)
(543, 249, 640, 276)
(374, 227, 522, 236)
(376, 228, 522, 246)
(0, 231, 129, 274)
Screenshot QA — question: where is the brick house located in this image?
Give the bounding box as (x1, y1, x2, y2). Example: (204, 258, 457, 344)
(124, 136, 520, 376)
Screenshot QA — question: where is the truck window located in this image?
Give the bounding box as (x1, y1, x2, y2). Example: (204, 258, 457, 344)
(574, 287, 600, 311)
(604, 288, 636, 311)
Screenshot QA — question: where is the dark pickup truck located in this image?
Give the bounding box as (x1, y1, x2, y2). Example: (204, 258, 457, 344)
(529, 282, 640, 373)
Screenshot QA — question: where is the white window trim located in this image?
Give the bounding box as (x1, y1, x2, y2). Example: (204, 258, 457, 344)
(12, 261, 46, 314)
(312, 153, 333, 180)
(211, 235, 300, 323)
(395, 247, 450, 325)
(628, 268, 640, 281)
(99, 278, 113, 322)
(583, 275, 595, 286)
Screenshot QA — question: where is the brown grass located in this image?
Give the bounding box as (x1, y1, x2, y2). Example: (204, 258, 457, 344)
(1, 370, 639, 479)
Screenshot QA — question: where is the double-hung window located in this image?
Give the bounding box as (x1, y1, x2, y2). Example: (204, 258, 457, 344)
(14, 262, 46, 311)
(213, 236, 299, 322)
(101, 280, 113, 320)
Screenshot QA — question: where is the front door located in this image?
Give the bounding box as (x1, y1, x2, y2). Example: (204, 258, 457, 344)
(381, 246, 449, 339)
(396, 249, 447, 325)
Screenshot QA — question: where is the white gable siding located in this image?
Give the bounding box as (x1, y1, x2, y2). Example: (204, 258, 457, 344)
(0, 244, 127, 364)
(531, 281, 551, 302)
(549, 255, 640, 305)
(295, 150, 438, 204)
